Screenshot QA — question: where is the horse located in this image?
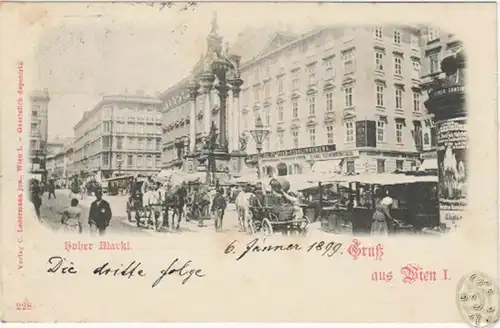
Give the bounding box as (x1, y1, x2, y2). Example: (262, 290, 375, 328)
(235, 190, 253, 232)
(163, 184, 188, 231)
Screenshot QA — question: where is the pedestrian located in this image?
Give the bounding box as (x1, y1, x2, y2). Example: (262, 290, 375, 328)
(48, 179, 56, 199)
(61, 198, 83, 234)
(88, 189, 112, 236)
(211, 187, 227, 232)
(30, 179, 42, 221)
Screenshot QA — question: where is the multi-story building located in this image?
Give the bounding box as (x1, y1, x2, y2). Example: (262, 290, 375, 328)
(29, 89, 50, 180)
(161, 24, 432, 177)
(419, 26, 462, 169)
(243, 24, 428, 176)
(46, 138, 74, 186)
(71, 93, 163, 179)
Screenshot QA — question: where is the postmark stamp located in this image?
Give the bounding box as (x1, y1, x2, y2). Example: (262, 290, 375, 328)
(457, 272, 500, 327)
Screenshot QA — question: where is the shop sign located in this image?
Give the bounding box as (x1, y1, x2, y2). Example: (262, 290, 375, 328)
(247, 144, 336, 161)
(436, 117, 467, 230)
(430, 86, 465, 98)
(310, 150, 359, 160)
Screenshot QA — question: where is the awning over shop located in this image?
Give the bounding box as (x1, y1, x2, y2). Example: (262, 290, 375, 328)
(418, 158, 438, 171)
(324, 173, 438, 185)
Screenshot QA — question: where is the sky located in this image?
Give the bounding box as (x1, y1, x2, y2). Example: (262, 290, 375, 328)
(33, 2, 320, 139)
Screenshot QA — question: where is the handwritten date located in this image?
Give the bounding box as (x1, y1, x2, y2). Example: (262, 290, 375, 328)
(224, 238, 343, 261)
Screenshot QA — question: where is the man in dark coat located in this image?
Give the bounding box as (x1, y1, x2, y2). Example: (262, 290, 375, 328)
(48, 179, 56, 199)
(88, 189, 112, 236)
(211, 187, 227, 232)
(30, 179, 42, 221)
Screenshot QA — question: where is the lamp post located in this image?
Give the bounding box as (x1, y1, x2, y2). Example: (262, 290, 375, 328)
(249, 115, 270, 183)
(117, 158, 123, 176)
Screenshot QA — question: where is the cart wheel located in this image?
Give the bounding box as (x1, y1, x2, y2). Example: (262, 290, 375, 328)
(300, 216, 310, 236)
(262, 218, 273, 236)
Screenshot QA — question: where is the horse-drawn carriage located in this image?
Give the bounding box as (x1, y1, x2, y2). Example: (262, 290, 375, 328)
(241, 178, 310, 236)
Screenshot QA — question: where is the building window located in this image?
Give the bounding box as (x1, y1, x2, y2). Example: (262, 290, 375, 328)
(103, 153, 109, 166)
(264, 106, 271, 125)
(264, 82, 270, 99)
(138, 138, 144, 149)
(412, 60, 420, 79)
(346, 160, 355, 174)
(345, 121, 354, 143)
(376, 84, 384, 107)
(344, 86, 353, 108)
(374, 26, 383, 40)
(430, 126, 437, 146)
(375, 51, 384, 71)
(423, 132, 430, 145)
(428, 27, 440, 42)
(146, 138, 153, 150)
(307, 65, 316, 85)
(127, 154, 134, 166)
(32, 110, 38, 117)
(292, 69, 299, 90)
(292, 98, 298, 119)
(394, 57, 402, 76)
(326, 91, 333, 112)
(411, 35, 419, 49)
(393, 30, 401, 44)
(137, 155, 143, 167)
(377, 120, 385, 142)
(413, 92, 420, 112)
(278, 102, 284, 122)
(116, 137, 123, 149)
(430, 54, 439, 74)
(326, 125, 335, 144)
(292, 131, 299, 148)
(377, 159, 385, 173)
(309, 128, 316, 146)
(156, 138, 161, 151)
(30, 140, 37, 150)
(277, 132, 284, 149)
(324, 58, 335, 79)
(396, 159, 404, 171)
(254, 68, 260, 82)
(343, 50, 355, 74)
(277, 77, 284, 94)
(395, 88, 403, 110)
(30, 123, 38, 135)
(396, 123, 404, 143)
(155, 155, 161, 167)
(253, 87, 260, 102)
(146, 155, 153, 168)
(308, 95, 316, 116)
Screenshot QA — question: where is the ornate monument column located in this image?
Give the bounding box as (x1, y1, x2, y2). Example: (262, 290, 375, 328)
(215, 83, 230, 149)
(229, 72, 245, 174)
(185, 79, 200, 173)
(424, 50, 466, 231)
(200, 71, 215, 140)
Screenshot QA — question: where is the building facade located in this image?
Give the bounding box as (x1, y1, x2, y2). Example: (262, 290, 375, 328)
(418, 26, 463, 169)
(241, 24, 427, 176)
(29, 89, 50, 181)
(161, 24, 439, 177)
(71, 94, 163, 180)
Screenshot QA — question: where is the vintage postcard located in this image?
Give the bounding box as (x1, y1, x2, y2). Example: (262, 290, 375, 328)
(0, 1, 498, 324)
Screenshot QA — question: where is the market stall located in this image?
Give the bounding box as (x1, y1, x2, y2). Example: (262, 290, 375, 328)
(319, 172, 439, 235)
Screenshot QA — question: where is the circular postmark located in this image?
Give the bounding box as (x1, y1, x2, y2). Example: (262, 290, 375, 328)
(457, 272, 500, 328)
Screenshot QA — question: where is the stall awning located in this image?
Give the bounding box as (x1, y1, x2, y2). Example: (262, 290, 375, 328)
(324, 173, 438, 185)
(418, 158, 438, 171)
(311, 160, 341, 174)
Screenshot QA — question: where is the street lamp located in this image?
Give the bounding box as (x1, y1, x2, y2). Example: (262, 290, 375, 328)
(117, 158, 123, 176)
(249, 115, 270, 182)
